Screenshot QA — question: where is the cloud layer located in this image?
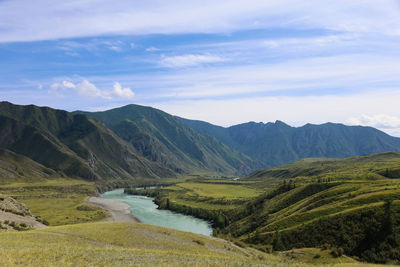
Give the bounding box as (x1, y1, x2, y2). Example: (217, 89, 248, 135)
(160, 54, 226, 68)
(1, 0, 400, 138)
(1, 0, 400, 42)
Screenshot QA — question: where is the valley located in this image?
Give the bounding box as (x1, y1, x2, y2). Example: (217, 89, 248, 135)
(0, 102, 399, 266)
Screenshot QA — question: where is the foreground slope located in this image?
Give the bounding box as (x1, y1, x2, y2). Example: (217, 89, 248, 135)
(0, 222, 270, 266)
(180, 118, 400, 168)
(78, 104, 260, 176)
(0, 222, 385, 266)
(0, 101, 175, 182)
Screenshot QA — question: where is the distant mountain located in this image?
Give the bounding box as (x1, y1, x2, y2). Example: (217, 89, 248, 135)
(179, 118, 400, 168)
(77, 104, 260, 176)
(0, 101, 176, 182)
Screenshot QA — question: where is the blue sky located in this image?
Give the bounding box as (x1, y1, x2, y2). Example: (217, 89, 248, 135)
(1, 0, 400, 135)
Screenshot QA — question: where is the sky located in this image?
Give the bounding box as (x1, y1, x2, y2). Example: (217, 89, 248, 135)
(1, 0, 400, 136)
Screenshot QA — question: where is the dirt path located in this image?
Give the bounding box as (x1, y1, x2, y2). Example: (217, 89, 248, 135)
(86, 197, 141, 223)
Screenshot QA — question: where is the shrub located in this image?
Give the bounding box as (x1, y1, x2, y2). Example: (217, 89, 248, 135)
(331, 247, 344, 258)
(76, 205, 96, 211)
(314, 253, 321, 259)
(321, 243, 330, 250)
(193, 239, 205, 246)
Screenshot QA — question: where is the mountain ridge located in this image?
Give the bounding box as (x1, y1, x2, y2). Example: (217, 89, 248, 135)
(178, 117, 400, 168)
(77, 104, 262, 176)
(0, 101, 176, 183)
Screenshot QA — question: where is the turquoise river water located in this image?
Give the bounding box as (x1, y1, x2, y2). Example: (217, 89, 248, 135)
(101, 189, 213, 236)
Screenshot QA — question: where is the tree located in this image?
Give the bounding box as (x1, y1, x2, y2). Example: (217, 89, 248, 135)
(273, 230, 285, 251)
(384, 199, 394, 236)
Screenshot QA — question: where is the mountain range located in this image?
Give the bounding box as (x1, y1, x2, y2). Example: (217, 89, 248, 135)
(179, 118, 400, 168)
(1, 101, 400, 182)
(0, 101, 175, 183)
(76, 104, 260, 176)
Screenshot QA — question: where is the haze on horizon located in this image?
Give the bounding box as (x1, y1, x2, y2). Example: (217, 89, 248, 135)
(1, 0, 400, 136)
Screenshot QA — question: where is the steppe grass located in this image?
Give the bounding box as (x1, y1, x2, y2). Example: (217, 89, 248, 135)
(175, 182, 261, 199)
(0, 222, 271, 266)
(0, 178, 107, 225)
(0, 222, 392, 266)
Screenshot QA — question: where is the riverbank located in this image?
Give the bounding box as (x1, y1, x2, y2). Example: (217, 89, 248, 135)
(86, 197, 141, 223)
(100, 189, 213, 236)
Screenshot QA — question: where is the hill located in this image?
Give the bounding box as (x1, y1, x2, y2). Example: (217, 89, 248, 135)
(179, 118, 400, 168)
(230, 152, 400, 263)
(0, 101, 175, 183)
(78, 104, 261, 176)
(139, 152, 400, 264)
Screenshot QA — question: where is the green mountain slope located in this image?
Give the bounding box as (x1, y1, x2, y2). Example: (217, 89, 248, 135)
(0, 102, 175, 182)
(179, 118, 400, 168)
(78, 104, 261, 176)
(224, 152, 400, 263)
(0, 148, 58, 184)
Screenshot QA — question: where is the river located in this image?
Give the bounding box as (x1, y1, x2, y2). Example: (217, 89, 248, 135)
(100, 189, 213, 236)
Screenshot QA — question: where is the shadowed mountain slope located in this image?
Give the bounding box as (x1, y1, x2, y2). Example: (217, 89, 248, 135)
(0, 102, 175, 182)
(78, 104, 261, 176)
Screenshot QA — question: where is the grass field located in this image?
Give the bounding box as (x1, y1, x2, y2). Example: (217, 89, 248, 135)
(175, 182, 261, 198)
(0, 222, 270, 266)
(0, 179, 107, 225)
(0, 222, 391, 267)
(155, 180, 263, 215)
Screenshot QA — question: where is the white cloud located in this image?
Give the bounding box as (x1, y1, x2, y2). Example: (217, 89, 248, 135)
(103, 40, 124, 52)
(112, 82, 134, 99)
(136, 53, 400, 99)
(49, 80, 134, 100)
(160, 54, 226, 68)
(2, 0, 400, 42)
(146, 46, 159, 52)
(108, 46, 122, 52)
(62, 81, 76, 89)
(347, 114, 400, 129)
(75, 80, 105, 98)
(50, 83, 60, 90)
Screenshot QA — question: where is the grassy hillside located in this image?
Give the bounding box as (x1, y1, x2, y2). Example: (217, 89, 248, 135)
(231, 152, 400, 263)
(0, 102, 176, 182)
(0, 148, 58, 184)
(247, 151, 400, 181)
(136, 152, 400, 264)
(0, 222, 268, 266)
(180, 118, 400, 168)
(0, 222, 384, 266)
(78, 104, 261, 176)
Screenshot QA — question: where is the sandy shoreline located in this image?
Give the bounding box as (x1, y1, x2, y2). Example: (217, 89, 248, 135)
(86, 197, 141, 223)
